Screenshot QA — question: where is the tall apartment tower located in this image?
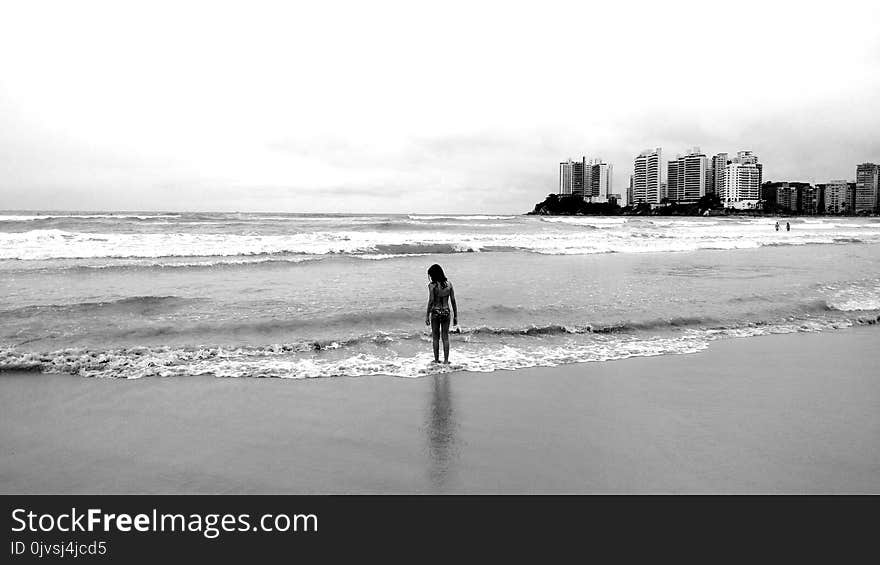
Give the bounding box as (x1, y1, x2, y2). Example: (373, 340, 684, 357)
(738, 150, 764, 190)
(559, 159, 574, 196)
(572, 157, 589, 198)
(710, 153, 728, 197)
(666, 148, 708, 203)
(627, 175, 634, 206)
(587, 159, 613, 202)
(848, 182, 858, 212)
(706, 162, 715, 195)
(560, 157, 592, 198)
(632, 148, 662, 204)
(854, 163, 879, 213)
(823, 181, 852, 214)
(714, 150, 762, 209)
(667, 162, 678, 201)
(822, 181, 850, 214)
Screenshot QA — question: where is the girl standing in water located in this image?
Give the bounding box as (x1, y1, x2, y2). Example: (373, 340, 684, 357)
(425, 264, 458, 364)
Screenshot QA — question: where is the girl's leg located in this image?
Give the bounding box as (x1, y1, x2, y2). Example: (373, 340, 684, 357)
(431, 315, 441, 362)
(440, 318, 450, 363)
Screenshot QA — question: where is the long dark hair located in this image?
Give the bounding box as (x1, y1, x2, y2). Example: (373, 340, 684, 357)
(427, 264, 448, 288)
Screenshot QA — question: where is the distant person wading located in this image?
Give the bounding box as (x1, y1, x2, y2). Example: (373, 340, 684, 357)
(425, 264, 458, 364)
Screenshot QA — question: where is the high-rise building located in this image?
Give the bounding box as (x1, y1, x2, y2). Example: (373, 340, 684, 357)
(706, 163, 715, 195)
(777, 185, 798, 212)
(711, 153, 728, 197)
(666, 162, 678, 202)
(760, 181, 777, 209)
(559, 159, 574, 196)
(632, 148, 662, 204)
(559, 157, 594, 198)
(801, 185, 820, 215)
(666, 148, 707, 203)
(854, 163, 879, 213)
(587, 159, 613, 202)
(627, 175, 634, 207)
(571, 157, 588, 198)
(823, 180, 851, 214)
(716, 150, 762, 209)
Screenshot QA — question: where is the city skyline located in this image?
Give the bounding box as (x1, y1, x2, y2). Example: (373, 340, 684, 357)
(555, 148, 879, 214)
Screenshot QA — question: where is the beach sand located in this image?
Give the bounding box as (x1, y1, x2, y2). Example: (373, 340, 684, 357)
(1, 327, 878, 494)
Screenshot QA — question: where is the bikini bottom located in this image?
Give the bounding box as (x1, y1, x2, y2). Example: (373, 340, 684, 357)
(430, 307, 450, 323)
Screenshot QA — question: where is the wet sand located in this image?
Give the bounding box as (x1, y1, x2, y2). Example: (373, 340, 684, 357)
(1, 327, 878, 493)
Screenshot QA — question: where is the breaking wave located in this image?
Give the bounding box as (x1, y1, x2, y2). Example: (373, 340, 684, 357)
(407, 215, 516, 221)
(3, 215, 880, 261)
(821, 278, 880, 312)
(0, 296, 194, 319)
(0, 336, 711, 379)
(2, 311, 877, 379)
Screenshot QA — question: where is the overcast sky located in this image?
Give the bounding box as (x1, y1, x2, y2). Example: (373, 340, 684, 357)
(2, 0, 879, 213)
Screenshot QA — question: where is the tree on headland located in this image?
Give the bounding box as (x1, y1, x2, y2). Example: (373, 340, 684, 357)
(526, 191, 741, 217)
(527, 194, 622, 216)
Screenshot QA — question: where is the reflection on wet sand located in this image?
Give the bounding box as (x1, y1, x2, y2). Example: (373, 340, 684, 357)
(426, 373, 457, 490)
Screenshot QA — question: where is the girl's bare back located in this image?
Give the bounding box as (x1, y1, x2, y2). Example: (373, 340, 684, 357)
(430, 282, 452, 309)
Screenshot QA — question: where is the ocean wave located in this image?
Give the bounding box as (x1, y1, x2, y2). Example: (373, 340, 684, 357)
(4, 295, 865, 344)
(0, 229, 490, 260)
(374, 243, 478, 254)
(539, 217, 627, 226)
(0, 213, 181, 222)
(0, 215, 56, 222)
(4, 315, 878, 379)
(0, 314, 733, 346)
(1, 255, 327, 273)
(0, 296, 194, 318)
(463, 317, 716, 336)
(822, 278, 880, 312)
(3, 218, 880, 261)
(20, 309, 423, 343)
(407, 215, 516, 220)
(0, 335, 710, 379)
(6, 307, 878, 379)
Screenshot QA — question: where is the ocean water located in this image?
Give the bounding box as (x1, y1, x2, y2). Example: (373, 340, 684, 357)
(1, 212, 879, 379)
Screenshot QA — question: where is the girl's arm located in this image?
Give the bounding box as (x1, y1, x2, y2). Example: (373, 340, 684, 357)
(450, 284, 458, 325)
(425, 284, 433, 326)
